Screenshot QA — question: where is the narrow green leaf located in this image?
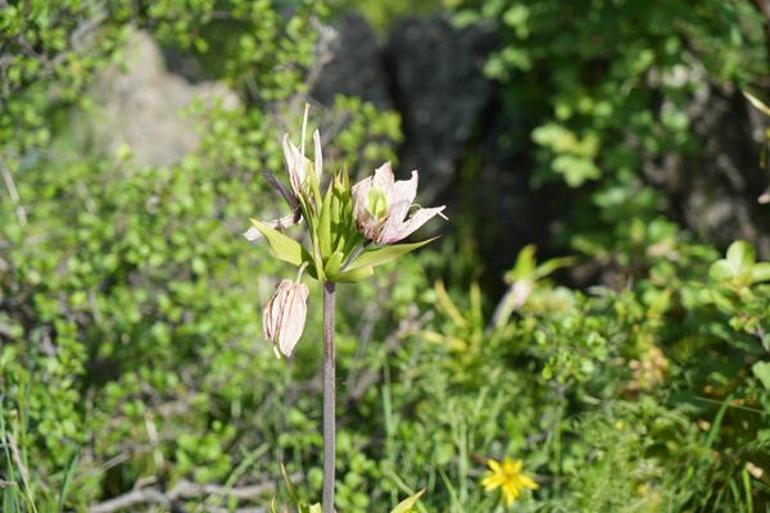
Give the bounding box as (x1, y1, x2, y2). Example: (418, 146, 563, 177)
(347, 238, 439, 272)
(299, 203, 325, 281)
(312, 243, 326, 282)
(318, 184, 333, 257)
(705, 395, 731, 449)
(334, 232, 347, 254)
(535, 255, 577, 280)
(250, 219, 304, 267)
(390, 489, 426, 513)
(323, 250, 344, 277)
(333, 265, 374, 283)
(58, 452, 79, 512)
(280, 462, 300, 503)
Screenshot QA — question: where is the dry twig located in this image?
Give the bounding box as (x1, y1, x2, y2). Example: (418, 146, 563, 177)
(88, 478, 280, 513)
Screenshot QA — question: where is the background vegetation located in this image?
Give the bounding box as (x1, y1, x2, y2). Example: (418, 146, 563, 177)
(1, 0, 769, 511)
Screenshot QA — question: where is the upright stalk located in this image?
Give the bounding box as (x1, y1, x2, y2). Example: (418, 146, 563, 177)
(322, 281, 336, 513)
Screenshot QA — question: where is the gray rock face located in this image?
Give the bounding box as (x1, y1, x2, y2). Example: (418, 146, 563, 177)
(311, 14, 495, 202)
(86, 30, 239, 167)
(643, 83, 770, 258)
(311, 14, 392, 109)
(386, 16, 495, 201)
(683, 90, 770, 257)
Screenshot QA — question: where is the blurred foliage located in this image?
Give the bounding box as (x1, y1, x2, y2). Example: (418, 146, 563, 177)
(327, 0, 445, 32)
(1, 0, 770, 512)
(456, 0, 768, 264)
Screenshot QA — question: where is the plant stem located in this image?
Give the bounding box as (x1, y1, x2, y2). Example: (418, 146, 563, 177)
(322, 281, 336, 513)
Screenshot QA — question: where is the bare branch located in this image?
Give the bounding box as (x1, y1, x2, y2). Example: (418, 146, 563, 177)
(88, 488, 171, 513)
(0, 158, 27, 226)
(88, 479, 275, 513)
(170, 479, 274, 500)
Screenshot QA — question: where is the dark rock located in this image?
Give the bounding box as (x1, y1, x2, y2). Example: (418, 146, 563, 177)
(385, 16, 496, 202)
(643, 81, 770, 257)
(310, 14, 392, 109)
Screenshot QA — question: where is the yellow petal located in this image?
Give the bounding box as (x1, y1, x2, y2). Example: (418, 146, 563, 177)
(502, 485, 519, 506)
(520, 474, 539, 490)
(487, 458, 502, 473)
(482, 474, 504, 490)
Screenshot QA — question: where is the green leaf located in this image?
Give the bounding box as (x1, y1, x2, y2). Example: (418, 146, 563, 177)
(751, 262, 770, 283)
(250, 219, 305, 267)
(347, 238, 439, 272)
(323, 250, 344, 277)
(752, 361, 770, 390)
(726, 240, 755, 274)
(709, 260, 733, 281)
(318, 184, 333, 257)
(280, 462, 300, 503)
(390, 489, 425, 513)
(58, 453, 79, 512)
(333, 265, 374, 283)
(552, 154, 601, 187)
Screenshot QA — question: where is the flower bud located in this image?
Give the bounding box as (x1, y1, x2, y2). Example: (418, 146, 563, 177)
(282, 129, 323, 200)
(263, 279, 310, 358)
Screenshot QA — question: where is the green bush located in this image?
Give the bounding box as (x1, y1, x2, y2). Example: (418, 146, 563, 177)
(455, 0, 767, 263)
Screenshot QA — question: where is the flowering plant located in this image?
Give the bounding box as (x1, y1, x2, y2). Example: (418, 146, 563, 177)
(246, 106, 444, 512)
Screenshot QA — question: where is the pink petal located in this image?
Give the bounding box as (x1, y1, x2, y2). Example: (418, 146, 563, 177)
(282, 135, 309, 197)
(313, 129, 323, 181)
(277, 283, 309, 357)
(351, 173, 380, 239)
(385, 205, 446, 243)
(377, 199, 411, 244)
(372, 162, 396, 193)
(263, 280, 291, 340)
(351, 174, 374, 210)
(384, 170, 418, 225)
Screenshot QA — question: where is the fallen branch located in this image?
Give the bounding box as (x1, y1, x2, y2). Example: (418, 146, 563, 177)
(88, 488, 170, 513)
(88, 478, 278, 513)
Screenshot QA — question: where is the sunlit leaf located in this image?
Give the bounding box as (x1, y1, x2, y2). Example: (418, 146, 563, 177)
(346, 238, 438, 272)
(250, 219, 306, 267)
(390, 489, 425, 513)
(752, 361, 770, 390)
(726, 240, 755, 273)
(333, 265, 374, 283)
(751, 262, 770, 283)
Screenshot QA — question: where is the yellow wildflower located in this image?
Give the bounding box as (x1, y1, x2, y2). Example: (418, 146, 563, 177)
(481, 457, 538, 506)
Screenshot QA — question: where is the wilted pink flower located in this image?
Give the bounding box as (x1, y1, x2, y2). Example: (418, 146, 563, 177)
(352, 162, 446, 244)
(282, 129, 323, 198)
(263, 279, 310, 358)
(245, 130, 323, 243)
